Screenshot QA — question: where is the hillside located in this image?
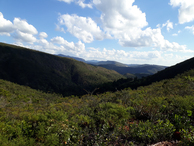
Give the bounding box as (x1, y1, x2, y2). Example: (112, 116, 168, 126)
(57, 54, 86, 62)
(97, 64, 166, 75)
(90, 60, 129, 67)
(0, 42, 125, 96)
(0, 68, 194, 145)
(148, 57, 194, 82)
(96, 56, 194, 93)
(57, 54, 167, 76)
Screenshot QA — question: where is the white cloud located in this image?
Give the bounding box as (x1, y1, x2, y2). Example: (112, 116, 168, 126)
(0, 12, 15, 36)
(39, 32, 48, 39)
(77, 0, 93, 8)
(162, 20, 173, 31)
(172, 30, 181, 36)
(13, 18, 38, 35)
(93, 0, 148, 31)
(185, 25, 194, 34)
(58, 14, 107, 43)
(56, 1, 187, 52)
(55, 24, 66, 33)
(58, 0, 93, 8)
(12, 30, 37, 43)
(51, 36, 85, 52)
(58, 0, 74, 4)
(83, 47, 164, 65)
(91, 0, 186, 52)
(118, 27, 186, 52)
(11, 34, 192, 66)
(0, 12, 38, 44)
(169, 0, 194, 24)
(38, 38, 50, 46)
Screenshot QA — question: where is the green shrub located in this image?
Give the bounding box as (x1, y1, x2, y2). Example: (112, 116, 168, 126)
(129, 120, 175, 144)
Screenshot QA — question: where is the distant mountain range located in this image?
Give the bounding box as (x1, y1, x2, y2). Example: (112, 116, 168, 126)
(0, 43, 124, 96)
(96, 54, 194, 93)
(57, 54, 167, 77)
(1, 42, 194, 97)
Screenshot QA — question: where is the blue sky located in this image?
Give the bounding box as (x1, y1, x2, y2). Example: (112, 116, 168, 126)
(0, 0, 194, 66)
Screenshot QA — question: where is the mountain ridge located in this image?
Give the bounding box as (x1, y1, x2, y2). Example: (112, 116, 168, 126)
(0, 42, 125, 96)
(57, 54, 167, 76)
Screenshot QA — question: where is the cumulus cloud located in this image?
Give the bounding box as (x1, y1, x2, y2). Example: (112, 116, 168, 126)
(185, 25, 194, 34)
(162, 20, 173, 31)
(90, 0, 186, 52)
(55, 24, 66, 33)
(118, 27, 186, 52)
(169, 0, 194, 24)
(84, 47, 162, 63)
(172, 30, 181, 36)
(51, 36, 86, 52)
(56, 0, 187, 52)
(77, 0, 93, 8)
(39, 32, 48, 39)
(0, 12, 15, 36)
(39, 38, 48, 45)
(0, 11, 38, 43)
(172, 33, 178, 36)
(0, 12, 38, 44)
(12, 30, 37, 43)
(93, 0, 148, 31)
(13, 18, 38, 35)
(58, 14, 108, 43)
(58, 0, 74, 4)
(58, 0, 93, 8)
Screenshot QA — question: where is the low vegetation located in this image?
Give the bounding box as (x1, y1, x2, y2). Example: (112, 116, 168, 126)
(1, 68, 194, 145)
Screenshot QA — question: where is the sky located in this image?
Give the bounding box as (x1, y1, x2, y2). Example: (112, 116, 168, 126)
(0, 0, 194, 66)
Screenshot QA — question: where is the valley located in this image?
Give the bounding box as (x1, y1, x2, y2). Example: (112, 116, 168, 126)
(0, 43, 194, 145)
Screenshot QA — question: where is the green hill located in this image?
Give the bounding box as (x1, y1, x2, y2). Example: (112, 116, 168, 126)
(96, 56, 194, 93)
(93, 61, 129, 67)
(0, 68, 194, 145)
(97, 64, 166, 75)
(0, 42, 125, 96)
(57, 54, 166, 77)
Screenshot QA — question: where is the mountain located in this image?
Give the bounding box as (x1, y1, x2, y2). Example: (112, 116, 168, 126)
(57, 54, 86, 62)
(96, 56, 194, 93)
(85, 60, 99, 64)
(88, 60, 129, 67)
(0, 42, 125, 96)
(96, 64, 167, 76)
(1, 63, 194, 145)
(57, 54, 167, 77)
(147, 56, 194, 82)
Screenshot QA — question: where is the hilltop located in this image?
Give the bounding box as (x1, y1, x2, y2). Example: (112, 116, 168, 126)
(57, 54, 167, 77)
(0, 42, 125, 96)
(96, 56, 194, 93)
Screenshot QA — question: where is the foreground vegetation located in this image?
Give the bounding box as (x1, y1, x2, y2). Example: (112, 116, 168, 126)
(1, 69, 194, 145)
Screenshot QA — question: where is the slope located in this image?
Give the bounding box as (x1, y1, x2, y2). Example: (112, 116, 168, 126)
(97, 64, 166, 75)
(1, 68, 194, 145)
(57, 54, 166, 76)
(0, 42, 125, 96)
(96, 56, 194, 93)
